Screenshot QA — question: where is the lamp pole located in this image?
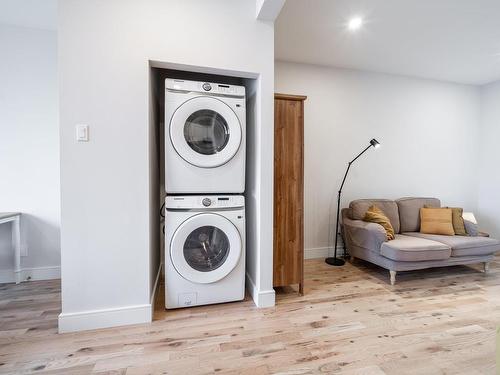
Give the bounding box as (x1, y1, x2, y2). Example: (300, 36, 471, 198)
(325, 139, 380, 266)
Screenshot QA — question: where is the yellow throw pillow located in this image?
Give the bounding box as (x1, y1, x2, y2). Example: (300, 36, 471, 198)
(420, 207, 455, 235)
(423, 205, 466, 236)
(363, 205, 395, 240)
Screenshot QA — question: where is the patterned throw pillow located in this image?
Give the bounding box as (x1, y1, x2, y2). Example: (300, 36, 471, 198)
(447, 207, 467, 236)
(363, 205, 395, 241)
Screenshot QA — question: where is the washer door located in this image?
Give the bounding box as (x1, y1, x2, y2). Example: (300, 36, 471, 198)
(170, 96, 242, 168)
(170, 213, 242, 284)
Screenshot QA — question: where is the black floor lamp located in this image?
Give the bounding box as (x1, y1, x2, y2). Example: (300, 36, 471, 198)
(325, 138, 381, 266)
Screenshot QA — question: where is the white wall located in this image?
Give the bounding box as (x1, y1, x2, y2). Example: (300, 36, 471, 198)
(59, 0, 275, 332)
(478, 80, 500, 238)
(275, 61, 481, 258)
(0, 24, 60, 282)
(243, 77, 275, 308)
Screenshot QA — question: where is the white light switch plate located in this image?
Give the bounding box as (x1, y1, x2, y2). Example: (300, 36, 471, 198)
(76, 124, 89, 142)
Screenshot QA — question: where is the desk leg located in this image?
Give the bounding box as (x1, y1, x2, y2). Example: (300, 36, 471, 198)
(12, 217, 21, 284)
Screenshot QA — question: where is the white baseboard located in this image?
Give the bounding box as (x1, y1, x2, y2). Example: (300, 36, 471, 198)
(58, 303, 152, 333)
(245, 272, 275, 308)
(58, 264, 162, 333)
(304, 246, 345, 259)
(0, 266, 60, 284)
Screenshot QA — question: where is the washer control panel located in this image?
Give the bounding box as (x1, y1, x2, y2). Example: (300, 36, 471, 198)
(166, 195, 245, 209)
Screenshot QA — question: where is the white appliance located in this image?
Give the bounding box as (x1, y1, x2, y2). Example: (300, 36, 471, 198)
(165, 79, 246, 194)
(164, 195, 245, 309)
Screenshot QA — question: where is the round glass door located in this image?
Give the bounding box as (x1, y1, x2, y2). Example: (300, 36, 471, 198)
(170, 213, 242, 284)
(184, 110, 230, 155)
(170, 96, 242, 168)
(183, 226, 230, 272)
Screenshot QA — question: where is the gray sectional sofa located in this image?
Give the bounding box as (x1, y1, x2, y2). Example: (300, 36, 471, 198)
(341, 197, 500, 285)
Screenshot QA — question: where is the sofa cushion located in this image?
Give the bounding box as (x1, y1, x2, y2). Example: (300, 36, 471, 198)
(380, 234, 451, 262)
(462, 212, 479, 236)
(350, 199, 400, 233)
(403, 232, 500, 257)
(396, 197, 440, 232)
(464, 220, 479, 236)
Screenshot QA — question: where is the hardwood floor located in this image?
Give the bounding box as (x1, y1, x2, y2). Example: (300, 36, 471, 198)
(1, 258, 499, 374)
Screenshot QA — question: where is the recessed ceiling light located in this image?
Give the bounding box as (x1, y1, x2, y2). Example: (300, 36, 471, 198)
(348, 17, 363, 31)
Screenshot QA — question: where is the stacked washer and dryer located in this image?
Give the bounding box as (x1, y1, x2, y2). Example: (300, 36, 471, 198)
(164, 79, 246, 309)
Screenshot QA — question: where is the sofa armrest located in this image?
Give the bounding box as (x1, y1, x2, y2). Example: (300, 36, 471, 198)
(343, 217, 387, 251)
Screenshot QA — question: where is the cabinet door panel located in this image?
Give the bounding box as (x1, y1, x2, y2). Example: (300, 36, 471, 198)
(273, 95, 305, 290)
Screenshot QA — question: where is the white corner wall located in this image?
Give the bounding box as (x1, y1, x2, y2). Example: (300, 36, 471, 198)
(59, 0, 275, 332)
(275, 61, 481, 258)
(478, 80, 500, 238)
(244, 77, 275, 308)
(0, 24, 60, 283)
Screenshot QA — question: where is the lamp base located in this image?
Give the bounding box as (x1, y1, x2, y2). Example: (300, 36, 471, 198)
(325, 257, 346, 266)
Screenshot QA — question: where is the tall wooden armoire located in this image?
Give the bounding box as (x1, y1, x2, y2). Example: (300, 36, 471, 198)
(273, 93, 307, 295)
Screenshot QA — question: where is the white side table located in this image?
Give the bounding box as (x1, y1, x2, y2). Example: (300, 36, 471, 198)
(0, 213, 22, 284)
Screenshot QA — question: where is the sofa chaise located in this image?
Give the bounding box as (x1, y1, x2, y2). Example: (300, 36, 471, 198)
(342, 197, 500, 285)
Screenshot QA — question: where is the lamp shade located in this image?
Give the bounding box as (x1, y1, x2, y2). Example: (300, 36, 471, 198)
(370, 138, 380, 148)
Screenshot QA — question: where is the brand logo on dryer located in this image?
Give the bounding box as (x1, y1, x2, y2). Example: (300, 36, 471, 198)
(202, 83, 212, 91)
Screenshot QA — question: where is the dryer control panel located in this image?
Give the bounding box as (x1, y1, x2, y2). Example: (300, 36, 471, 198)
(166, 195, 245, 209)
(165, 78, 246, 98)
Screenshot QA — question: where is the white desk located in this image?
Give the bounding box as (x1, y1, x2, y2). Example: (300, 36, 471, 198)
(0, 213, 21, 284)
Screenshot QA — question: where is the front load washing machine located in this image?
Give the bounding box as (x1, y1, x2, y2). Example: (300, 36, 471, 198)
(165, 79, 246, 194)
(164, 195, 245, 309)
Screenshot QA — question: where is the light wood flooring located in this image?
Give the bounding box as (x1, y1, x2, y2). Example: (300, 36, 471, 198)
(1, 258, 500, 374)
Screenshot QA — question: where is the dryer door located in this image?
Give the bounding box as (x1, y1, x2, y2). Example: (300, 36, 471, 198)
(170, 213, 242, 284)
(170, 96, 242, 168)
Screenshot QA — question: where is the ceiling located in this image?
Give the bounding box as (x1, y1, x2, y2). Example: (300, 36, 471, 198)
(0, 0, 57, 31)
(275, 0, 500, 85)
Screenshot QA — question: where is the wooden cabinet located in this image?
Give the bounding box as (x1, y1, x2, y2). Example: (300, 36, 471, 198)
(273, 93, 306, 294)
